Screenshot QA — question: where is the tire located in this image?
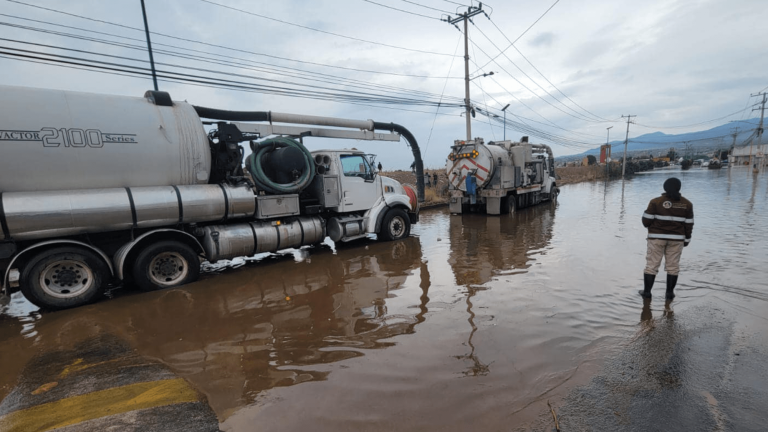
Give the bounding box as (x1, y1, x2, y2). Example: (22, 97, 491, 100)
(20, 246, 109, 310)
(379, 208, 411, 241)
(507, 194, 517, 215)
(132, 241, 200, 292)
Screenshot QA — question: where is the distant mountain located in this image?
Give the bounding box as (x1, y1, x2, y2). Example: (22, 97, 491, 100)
(560, 118, 761, 160)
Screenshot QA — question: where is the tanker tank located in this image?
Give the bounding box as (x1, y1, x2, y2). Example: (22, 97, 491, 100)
(0, 85, 211, 193)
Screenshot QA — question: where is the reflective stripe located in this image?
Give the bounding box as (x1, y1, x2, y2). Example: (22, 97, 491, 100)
(684, 238, 691, 243)
(653, 215, 687, 222)
(648, 233, 686, 240)
(642, 213, 693, 223)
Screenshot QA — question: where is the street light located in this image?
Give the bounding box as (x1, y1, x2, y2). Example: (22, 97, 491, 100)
(502, 103, 510, 141)
(470, 71, 495, 81)
(605, 126, 613, 173)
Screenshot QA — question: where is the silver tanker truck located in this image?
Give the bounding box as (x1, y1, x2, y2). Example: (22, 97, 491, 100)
(0, 85, 423, 310)
(445, 136, 558, 214)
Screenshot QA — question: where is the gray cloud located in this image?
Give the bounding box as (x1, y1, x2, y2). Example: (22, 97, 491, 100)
(528, 32, 555, 48)
(0, 0, 765, 166)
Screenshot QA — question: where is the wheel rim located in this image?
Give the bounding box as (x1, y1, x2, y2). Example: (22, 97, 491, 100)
(39, 260, 94, 299)
(148, 252, 188, 287)
(389, 216, 406, 238)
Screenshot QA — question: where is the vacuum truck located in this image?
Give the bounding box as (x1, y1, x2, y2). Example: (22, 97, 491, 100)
(445, 136, 558, 214)
(0, 85, 422, 310)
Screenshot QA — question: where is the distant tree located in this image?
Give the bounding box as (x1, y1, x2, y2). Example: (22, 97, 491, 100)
(667, 150, 677, 160)
(586, 155, 597, 165)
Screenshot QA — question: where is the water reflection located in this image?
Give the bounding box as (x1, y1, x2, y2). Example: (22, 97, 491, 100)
(447, 204, 556, 287)
(0, 238, 426, 420)
(447, 205, 556, 377)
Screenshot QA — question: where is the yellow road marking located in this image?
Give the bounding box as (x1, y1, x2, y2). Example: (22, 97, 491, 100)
(0, 378, 198, 432)
(58, 357, 124, 379)
(31, 382, 58, 395)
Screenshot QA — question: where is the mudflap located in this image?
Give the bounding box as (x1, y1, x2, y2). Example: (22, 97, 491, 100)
(449, 198, 463, 214)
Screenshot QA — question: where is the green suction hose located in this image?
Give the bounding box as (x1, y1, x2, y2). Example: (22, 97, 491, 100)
(246, 137, 316, 194)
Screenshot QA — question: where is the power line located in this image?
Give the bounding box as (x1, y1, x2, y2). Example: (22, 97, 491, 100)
(0, 47, 464, 108)
(400, 0, 454, 14)
(6, 0, 459, 57)
(425, 33, 463, 158)
(470, 41, 496, 140)
(0, 10, 461, 79)
(483, 15, 613, 122)
(197, 0, 456, 56)
(470, 21, 607, 124)
(360, 0, 441, 20)
(463, 25, 612, 127)
(0, 31, 466, 105)
(473, 0, 559, 72)
(0, 52, 460, 118)
(633, 106, 753, 129)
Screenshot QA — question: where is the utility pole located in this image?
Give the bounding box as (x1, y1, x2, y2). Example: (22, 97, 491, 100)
(445, 5, 484, 141)
(750, 91, 767, 171)
(140, 0, 158, 91)
(621, 115, 636, 177)
(729, 127, 739, 166)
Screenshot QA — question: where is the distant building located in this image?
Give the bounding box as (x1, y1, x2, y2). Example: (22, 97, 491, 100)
(731, 143, 768, 166)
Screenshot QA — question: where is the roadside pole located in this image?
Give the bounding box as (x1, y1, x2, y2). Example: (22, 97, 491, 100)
(621, 115, 636, 178)
(445, 5, 484, 141)
(751, 92, 766, 172)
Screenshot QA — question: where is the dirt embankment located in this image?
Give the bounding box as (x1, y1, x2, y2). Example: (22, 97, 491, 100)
(381, 169, 449, 206)
(556, 164, 622, 185)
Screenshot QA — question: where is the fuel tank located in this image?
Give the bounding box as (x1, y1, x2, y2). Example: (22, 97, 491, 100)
(0, 85, 211, 193)
(201, 217, 326, 261)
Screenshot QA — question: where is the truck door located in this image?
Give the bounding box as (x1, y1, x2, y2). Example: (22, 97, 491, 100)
(338, 153, 381, 212)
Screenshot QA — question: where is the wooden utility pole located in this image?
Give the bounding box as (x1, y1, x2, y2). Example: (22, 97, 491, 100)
(621, 115, 636, 177)
(445, 5, 484, 141)
(750, 92, 767, 171)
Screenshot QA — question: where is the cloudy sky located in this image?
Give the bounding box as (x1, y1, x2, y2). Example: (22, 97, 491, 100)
(1, 0, 766, 169)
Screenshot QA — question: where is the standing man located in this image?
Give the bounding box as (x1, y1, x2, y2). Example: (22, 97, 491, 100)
(377, 161, 382, 172)
(640, 178, 694, 299)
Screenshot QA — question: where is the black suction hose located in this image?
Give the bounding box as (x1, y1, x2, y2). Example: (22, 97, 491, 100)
(372, 122, 425, 203)
(192, 106, 270, 122)
(192, 106, 425, 203)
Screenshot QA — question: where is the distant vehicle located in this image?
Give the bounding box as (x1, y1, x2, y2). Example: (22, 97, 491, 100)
(445, 136, 557, 215)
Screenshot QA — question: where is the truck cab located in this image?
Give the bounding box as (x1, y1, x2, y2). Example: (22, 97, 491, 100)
(308, 149, 418, 242)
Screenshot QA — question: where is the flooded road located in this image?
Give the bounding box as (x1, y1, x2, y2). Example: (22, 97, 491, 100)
(1, 166, 767, 431)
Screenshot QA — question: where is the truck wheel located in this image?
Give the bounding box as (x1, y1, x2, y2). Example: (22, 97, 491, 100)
(20, 247, 109, 310)
(507, 195, 517, 215)
(132, 241, 200, 292)
(380, 208, 411, 241)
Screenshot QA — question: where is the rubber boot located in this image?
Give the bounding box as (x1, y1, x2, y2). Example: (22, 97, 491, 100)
(666, 274, 678, 299)
(639, 274, 655, 298)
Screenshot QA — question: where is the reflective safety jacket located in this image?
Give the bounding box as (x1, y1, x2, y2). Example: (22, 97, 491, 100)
(642, 193, 694, 243)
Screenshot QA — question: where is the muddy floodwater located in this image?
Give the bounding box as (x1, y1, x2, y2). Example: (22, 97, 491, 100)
(1, 167, 767, 431)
